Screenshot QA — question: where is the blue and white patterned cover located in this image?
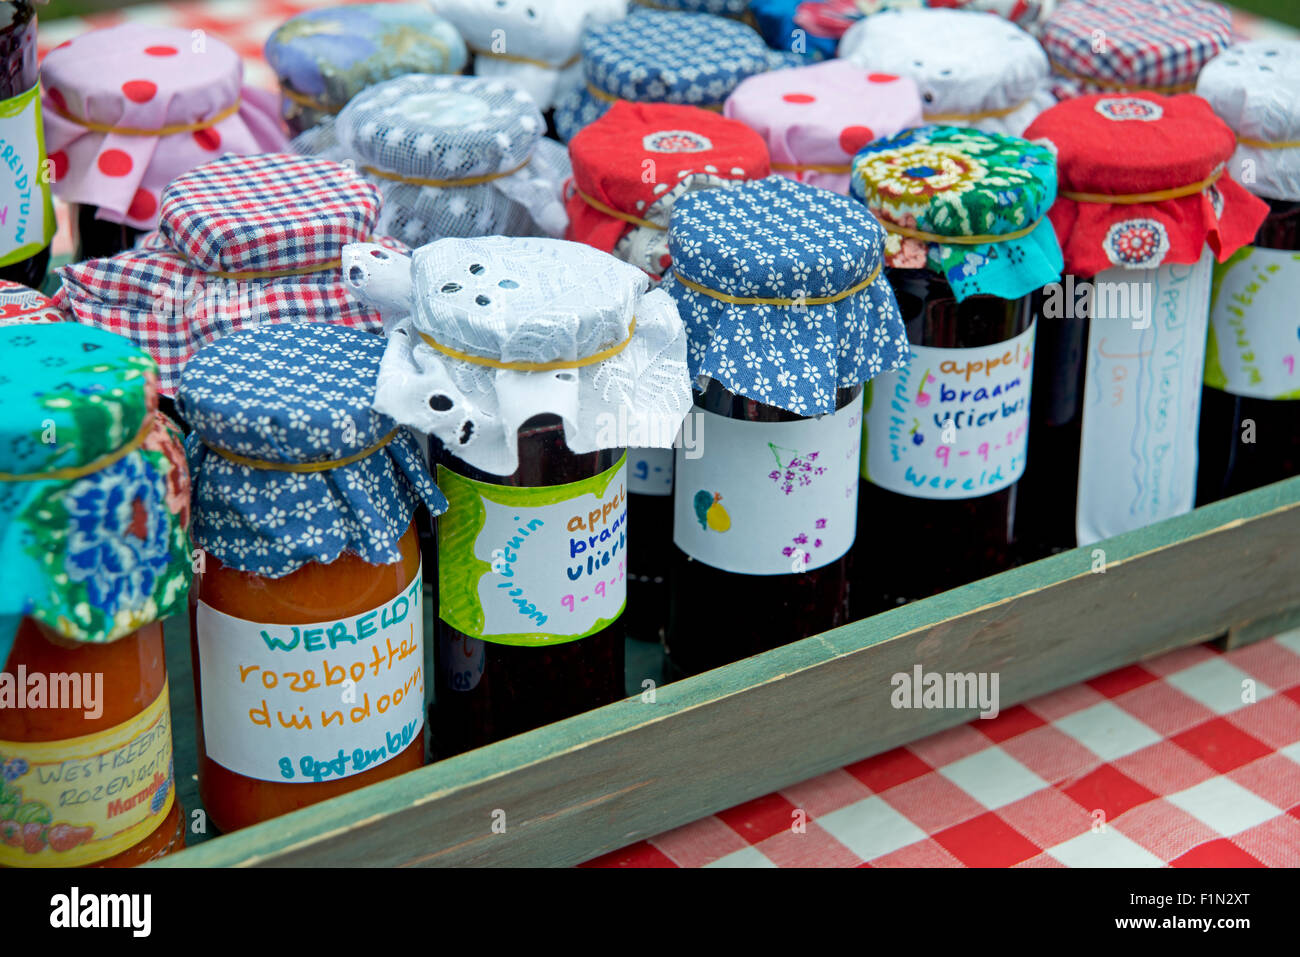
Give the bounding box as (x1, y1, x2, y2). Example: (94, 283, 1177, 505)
(631, 0, 750, 14)
(661, 176, 908, 416)
(554, 9, 778, 142)
(177, 323, 447, 578)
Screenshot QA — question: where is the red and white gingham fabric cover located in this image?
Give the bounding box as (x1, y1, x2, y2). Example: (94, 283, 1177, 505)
(587, 633, 1300, 867)
(53, 153, 404, 395)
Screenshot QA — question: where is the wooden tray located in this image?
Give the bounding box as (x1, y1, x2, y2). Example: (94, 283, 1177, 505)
(152, 475, 1300, 867)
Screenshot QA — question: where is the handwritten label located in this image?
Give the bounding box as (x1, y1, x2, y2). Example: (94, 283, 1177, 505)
(0, 84, 55, 267)
(195, 569, 425, 784)
(628, 447, 673, 496)
(1076, 252, 1213, 545)
(674, 394, 861, 576)
(437, 456, 628, 645)
(863, 323, 1035, 500)
(0, 683, 175, 867)
(1204, 246, 1300, 400)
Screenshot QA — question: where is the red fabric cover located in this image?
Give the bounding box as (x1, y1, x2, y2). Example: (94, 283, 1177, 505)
(1024, 93, 1269, 278)
(565, 101, 771, 256)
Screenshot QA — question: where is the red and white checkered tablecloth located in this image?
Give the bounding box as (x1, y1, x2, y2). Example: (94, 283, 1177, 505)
(585, 633, 1300, 867)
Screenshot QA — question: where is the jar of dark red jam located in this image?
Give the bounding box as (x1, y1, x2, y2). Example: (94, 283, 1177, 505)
(0, 0, 51, 289)
(625, 449, 674, 643)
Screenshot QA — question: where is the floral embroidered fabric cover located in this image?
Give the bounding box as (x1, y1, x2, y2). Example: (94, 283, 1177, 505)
(566, 101, 771, 278)
(1040, 0, 1232, 96)
(661, 175, 907, 415)
(177, 324, 446, 579)
(0, 324, 192, 667)
(53, 153, 405, 396)
(839, 8, 1054, 136)
(41, 24, 288, 233)
(1023, 94, 1270, 277)
(344, 237, 694, 477)
(292, 74, 570, 248)
(849, 126, 1063, 300)
(265, 3, 468, 132)
(725, 61, 922, 194)
(1197, 41, 1300, 203)
(0, 281, 64, 326)
(553, 9, 779, 144)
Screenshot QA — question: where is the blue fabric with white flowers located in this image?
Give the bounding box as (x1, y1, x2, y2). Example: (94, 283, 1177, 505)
(177, 323, 446, 578)
(553, 9, 778, 143)
(661, 176, 908, 416)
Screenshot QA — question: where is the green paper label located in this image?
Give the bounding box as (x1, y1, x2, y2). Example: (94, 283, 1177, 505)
(1204, 245, 1300, 400)
(0, 83, 55, 267)
(436, 454, 628, 646)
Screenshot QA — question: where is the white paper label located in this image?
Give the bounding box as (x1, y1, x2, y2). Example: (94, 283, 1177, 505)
(1205, 246, 1300, 400)
(0, 84, 54, 266)
(1075, 252, 1214, 545)
(195, 568, 425, 784)
(628, 447, 674, 496)
(673, 394, 862, 576)
(862, 323, 1035, 500)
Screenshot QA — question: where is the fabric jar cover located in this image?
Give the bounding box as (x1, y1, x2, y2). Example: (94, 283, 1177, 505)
(292, 74, 570, 248)
(41, 24, 288, 233)
(928, 0, 1059, 32)
(747, 0, 847, 62)
(1197, 41, 1300, 203)
(0, 281, 64, 326)
(661, 175, 908, 416)
(849, 126, 1064, 301)
(0, 323, 192, 669)
(177, 323, 446, 579)
(1023, 94, 1270, 277)
(53, 153, 407, 397)
(553, 9, 779, 144)
(725, 61, 922, 194)
(343, 236, 694, 477)
(265, 2, 468, 132)
(839, 8, 1054, 137)
(565, 101, 771, 278)
(1040, 0, 1232, 97)
(629, 0, 751, 15)
(430, 0, 625, 111)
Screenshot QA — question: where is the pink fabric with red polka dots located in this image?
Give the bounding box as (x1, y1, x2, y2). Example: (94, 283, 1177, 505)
(41, 24, 287, 232)
(724, 61, 923, 194)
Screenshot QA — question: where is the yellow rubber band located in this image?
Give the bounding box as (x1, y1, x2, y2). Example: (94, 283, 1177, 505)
(1048, 62, 1196, 95)
(471, 46, 580, 71)
(576, 188, 664, 230)
(1237, 136, 1300, 150)
(0, 413, 153, 483)
(586, 83, 723, 112)
(203, 258, 341, 281)
(419, 319, 638, 372)
(361, 159, 530, 189)
(881, 218, 1043, 245)
(281, 86, 340, 115)
(924, 99, 1030, 123)
(672, 260, 882, 307)
(48, 99, 241, 137)
(204, 428, 401, 473)
(771, 161, 851, 174)
(1060, 168, 1223, 205)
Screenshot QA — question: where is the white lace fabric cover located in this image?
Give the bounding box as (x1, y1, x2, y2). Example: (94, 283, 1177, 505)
(839, 8, 1055, 136)
(292, 74, 571, 247)
(345, 237, 694, 477)
(1197, 41, 1300, 203)
(430, 0, 627, 110)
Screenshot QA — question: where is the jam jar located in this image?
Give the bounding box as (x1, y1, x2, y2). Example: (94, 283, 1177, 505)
(0, 0, 52, 289)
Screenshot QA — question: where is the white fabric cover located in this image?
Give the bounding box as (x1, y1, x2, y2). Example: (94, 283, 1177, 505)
(1197, 41, 1300, 203)
(430, 0, 627, 110)
(344, 237, 694, 476)
(839, 8, 1055, 136)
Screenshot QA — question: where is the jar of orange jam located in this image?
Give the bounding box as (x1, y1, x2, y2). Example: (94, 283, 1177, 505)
(0, 323, 193, 867)
(177, 324, 446, 832)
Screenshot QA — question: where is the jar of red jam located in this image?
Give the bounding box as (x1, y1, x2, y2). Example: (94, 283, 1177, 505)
(0, 0, 52, 290)
(1018, 94, 1268, 552)
(660, 176, 906, 676)
(1195, 42, 1300, 502)
(178, 324, 446, 832)
(347, 236, 693, 754)
(849, 126, 1061, 610)
(0, 323, 192, 867)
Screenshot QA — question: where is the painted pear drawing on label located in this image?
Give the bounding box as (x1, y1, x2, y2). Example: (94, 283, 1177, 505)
(693, 490, 730, 532)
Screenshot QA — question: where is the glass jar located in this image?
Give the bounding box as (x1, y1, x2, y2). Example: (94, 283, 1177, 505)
(432, 417, 625, 758)
(0, 0, 51, 289)
(190, 524, 424, 833)
(857, 270, 1034, 613)
(0, 619, 184, 867)
(667, 382, 862, 678)
(71, 204, 145, 262)
(626, 448, 674, 643)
